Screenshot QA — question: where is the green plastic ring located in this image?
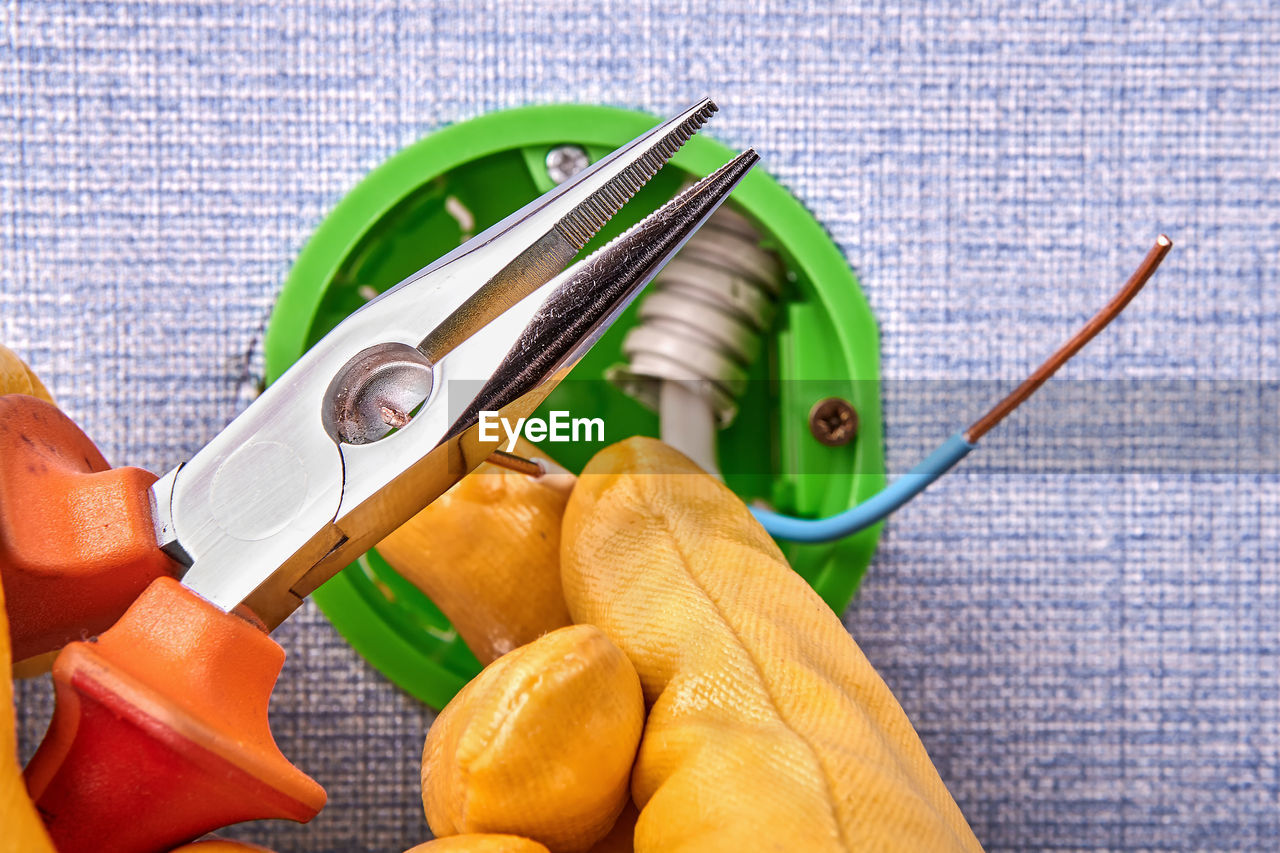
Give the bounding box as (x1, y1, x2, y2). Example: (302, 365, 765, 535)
(263, 104, 885, 709)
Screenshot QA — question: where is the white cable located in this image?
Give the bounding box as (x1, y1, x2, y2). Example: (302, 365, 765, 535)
(608, 202, 784, 475)
(658, 379, 723, 477)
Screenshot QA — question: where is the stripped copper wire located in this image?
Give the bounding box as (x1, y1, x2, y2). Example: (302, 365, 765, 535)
(486, 449, 546, 478)
(965, 235, 1173, 443)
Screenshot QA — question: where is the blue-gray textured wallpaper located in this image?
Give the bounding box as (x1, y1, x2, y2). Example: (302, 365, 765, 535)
(3, 2, 1278, 850)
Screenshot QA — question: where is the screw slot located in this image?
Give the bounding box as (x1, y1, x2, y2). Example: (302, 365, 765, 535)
(809, 397, 858, 447)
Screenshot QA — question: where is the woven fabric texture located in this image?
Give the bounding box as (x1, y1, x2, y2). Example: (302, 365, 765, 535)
(4, 2, 1279, 850)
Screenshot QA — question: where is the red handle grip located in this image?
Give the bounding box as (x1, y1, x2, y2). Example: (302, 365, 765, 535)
(0, 394, 177, 661)
(25, 576, 326, 853)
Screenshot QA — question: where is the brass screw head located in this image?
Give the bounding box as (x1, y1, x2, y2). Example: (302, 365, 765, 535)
(809, 397, 858, 447)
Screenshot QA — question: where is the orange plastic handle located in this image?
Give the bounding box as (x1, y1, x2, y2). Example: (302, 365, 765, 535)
(0, 394, 177, 660)
(26, 576, 326, 853)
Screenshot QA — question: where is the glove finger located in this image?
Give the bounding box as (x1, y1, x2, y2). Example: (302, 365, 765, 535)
(0, 343, 54, 402)
(422, 624, 644, 853)
(561, 437, 983, 853)
(379, 438, 572, 665)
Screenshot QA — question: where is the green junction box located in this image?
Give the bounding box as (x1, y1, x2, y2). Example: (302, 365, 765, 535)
(263, 104, 885, 709)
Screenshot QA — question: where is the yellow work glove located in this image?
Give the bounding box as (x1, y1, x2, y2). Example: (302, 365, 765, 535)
(0, 344, 54, 405)
(564, 438, 982, 851)
(379, 439, 574, 664)
(421, 624, 643, 852)
(415, 437, 984, 852)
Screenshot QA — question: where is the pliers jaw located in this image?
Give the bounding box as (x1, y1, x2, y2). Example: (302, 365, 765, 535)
(153, 99, 758, 628)
(447, 149, 762, 444)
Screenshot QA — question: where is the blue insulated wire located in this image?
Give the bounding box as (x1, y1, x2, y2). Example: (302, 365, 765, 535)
(751, 431, 976, 543)
(749, 237, 1171, 545)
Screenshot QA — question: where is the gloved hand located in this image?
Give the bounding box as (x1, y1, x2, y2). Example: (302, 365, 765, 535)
(3, 339, 981, 851)
(414, 437, 984, 852)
